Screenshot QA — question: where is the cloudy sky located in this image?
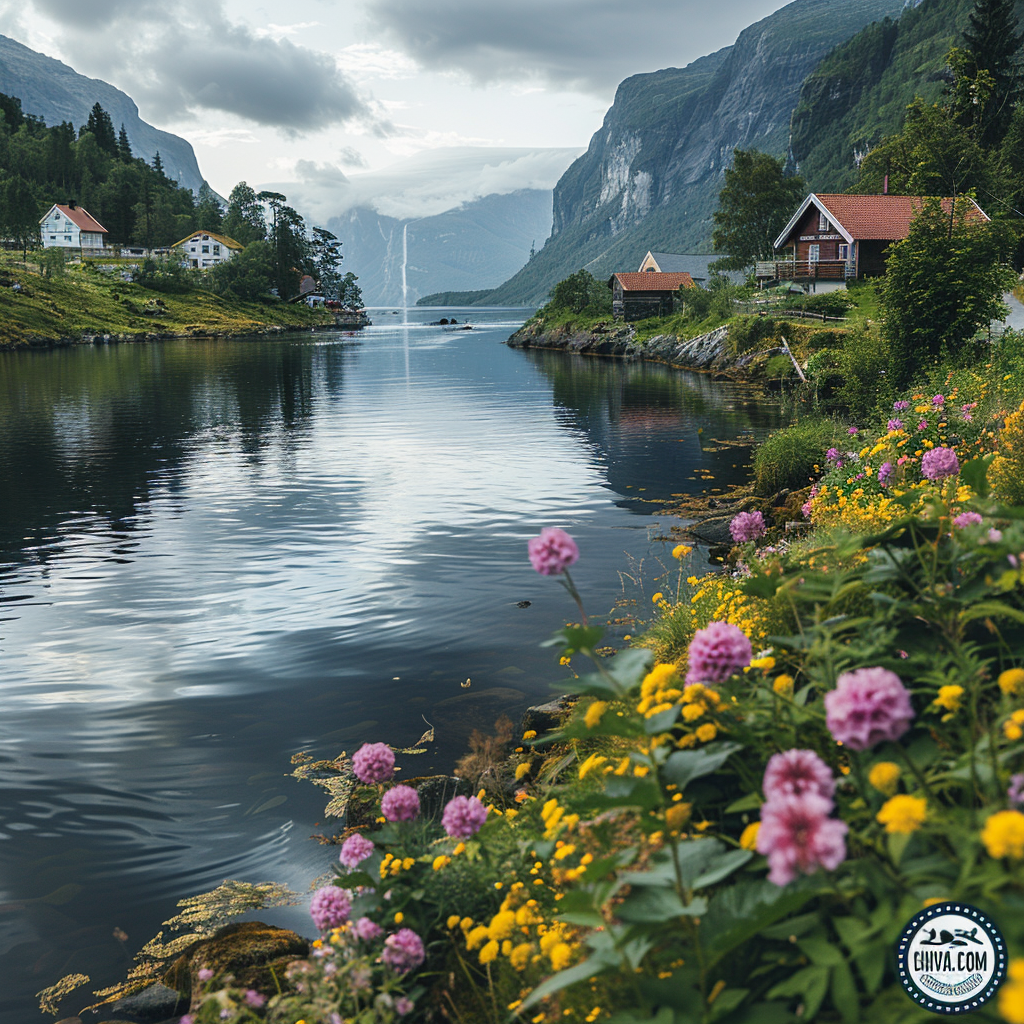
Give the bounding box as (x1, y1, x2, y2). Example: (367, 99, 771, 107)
(0, 0, 790, 217)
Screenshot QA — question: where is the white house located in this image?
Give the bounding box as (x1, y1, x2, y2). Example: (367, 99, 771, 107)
(171, 231, 243, 269)
(39, 202, 109, 250)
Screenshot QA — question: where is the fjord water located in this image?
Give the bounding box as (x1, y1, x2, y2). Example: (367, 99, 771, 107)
(0, 309, 784, 1018)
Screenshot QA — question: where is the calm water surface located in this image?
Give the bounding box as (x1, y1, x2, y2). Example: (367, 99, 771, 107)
(0, 308, 784, 1018)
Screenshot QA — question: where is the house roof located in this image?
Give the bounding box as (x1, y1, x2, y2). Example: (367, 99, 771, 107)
(774, 193, 990, 249)
(170, 230, 244, 250)
(42, 203, 108, 234)
(641, 252, 746, 285)
(610, 272, 696, 292)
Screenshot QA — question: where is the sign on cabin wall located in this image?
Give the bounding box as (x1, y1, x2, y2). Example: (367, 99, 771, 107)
(800, 234, 842, 241)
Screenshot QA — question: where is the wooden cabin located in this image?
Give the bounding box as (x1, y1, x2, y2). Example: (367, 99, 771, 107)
(762, 194, 990, 291)
(608, 272, 695, 321)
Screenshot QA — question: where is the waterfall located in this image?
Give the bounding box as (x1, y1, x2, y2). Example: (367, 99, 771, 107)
(401, 223, 408, 325)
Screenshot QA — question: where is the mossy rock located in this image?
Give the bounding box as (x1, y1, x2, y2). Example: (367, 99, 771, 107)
(161, 921, 307, 1002)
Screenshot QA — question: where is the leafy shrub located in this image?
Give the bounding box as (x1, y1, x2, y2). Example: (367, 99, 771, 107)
(753, 418, 838, 495)
(801, 291, 855, 317)
(765, 353, 794, 378)
(133, 257, 193, 294)
(729, 315, 778, 354)
(545, 269, 611, 317)
(833, 326, 893, 419)
(208, 241, 276, 302)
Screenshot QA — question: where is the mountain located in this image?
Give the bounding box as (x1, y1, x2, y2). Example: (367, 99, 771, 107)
(0, 33, 207, 193)
(789, 0, 1024, 189)
(329, 190, 555, 307)
(481, 0, 908, 306)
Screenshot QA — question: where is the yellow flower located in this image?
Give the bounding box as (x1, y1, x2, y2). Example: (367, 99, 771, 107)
(982, 810, 1024, 858)
(479, 939, 499, 964)
(453, 842, 466, 856)
(559, 655, 571, 666)
(772, 674, 794, 696)
(433, 855, 451, 871)
(739, 822, 760, 850)
(466, 925, 489, 950)
(514, 761, 532, 781)
(1005, 721, 1023, 741)
(1000, 668, 1024, 696)
(1000, 959, 1024, 1024)
(394, 912, 404, 924)
(868, 762, 901, 796)
(522, 730, 537, 740)
(549, 942, 574, 970)
(749, 655, 775, 671)
(510, 942, 534, 971)
(487, 910, 517, 941)
(665, 802, 692, 832)
(584, 700, 608, 729)
(682, 703, 705, 722)
(673, 544, 692, 559)
(876, 795, 927, 834)
(695, 723, 718, 743)
(932, 685, 964, 714)
(447, 914, 461, 929)
(553, 842, 577, 861)
(578, 753, 607, 780)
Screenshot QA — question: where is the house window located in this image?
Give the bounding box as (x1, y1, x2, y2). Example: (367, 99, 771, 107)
(213, 245, 220, 255)
(808, 244, 820, 263)
(49, 235, 56, 240)
(190, 247, 197, 252)
(202, 245, 209, 253)
(818, 212, 830, 232)
(838, 243, 849, 261)
(202, 235, 209, 241)
(65, 235, 72, 241)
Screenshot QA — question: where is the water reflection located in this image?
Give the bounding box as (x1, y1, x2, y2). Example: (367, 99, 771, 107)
(0, 311, 783, 1020)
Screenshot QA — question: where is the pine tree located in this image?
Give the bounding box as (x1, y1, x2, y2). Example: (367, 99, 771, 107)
(961, 0, 1023, 144)
(152, 151, 164, 177)
(83, 102, 118, 158)
(117, 123, 131, 162)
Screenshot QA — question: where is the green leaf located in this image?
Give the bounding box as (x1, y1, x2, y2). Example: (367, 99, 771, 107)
(617, 889, 706, 922)
(960, 453, 996, 499)
(797, 934, 844, 967)
(830, 959, 859, 1024)
(853, 942, 886, 995)
(959, 601, 1024, 625)
(692, 849, 753, 889)
(645, 704, 681, 734)
(543, 625, 606, 652)
(663, 742, 744, 790)
(702, 878, 820, 967)
(739, 570, 781, 599)
(520, 953, 618, 1010)
(767, 964, 830, 1019)
(725, 792, 763, 814)
(709, 988, 749, 1021)
(887, 831, 911, 867)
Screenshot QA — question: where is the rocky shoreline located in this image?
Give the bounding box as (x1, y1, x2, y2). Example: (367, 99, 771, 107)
(505, 320, 752, 376)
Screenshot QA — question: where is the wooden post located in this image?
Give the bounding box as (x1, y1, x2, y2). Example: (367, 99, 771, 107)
(780, 335, 807, 383)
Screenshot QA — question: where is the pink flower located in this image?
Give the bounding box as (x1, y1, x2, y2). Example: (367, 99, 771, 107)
(824, 667, 914, 751)
(442, 795, 488, 838)
(763, 749, 835, 803)
(310, 886, 352, 932)
(528, 527, 579, 576)
(352, 742, 395, 784)
(197, 968, 214, 982)
(847, 426, 859, 436)
(878, 462, 893, 487)
(917, 420, 928, 432)
(382, 928, 425, 973)
(953, 511, 982, 529)
(888, 418, 903, 432)
(729, 510, 766, 544)
(395, 997, 415, 1015)
(685, 621, 752, 684)
(989, 528, 1004, 543)
(893, 400, 910, 411)
(921, 446, 959, 480)
(244, 991, 266, 1008)
(932, 394, 945, 407)
(339, 832, 375, 870)
(757, 793, 848, 886)
(381, 785, 420, 822)
(353, 917, 383, 942)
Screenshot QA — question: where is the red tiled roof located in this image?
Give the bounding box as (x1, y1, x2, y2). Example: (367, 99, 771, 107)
(817, 193, 988, 240)
(54, 204, 108, 234)
(611, 272, 696, 291)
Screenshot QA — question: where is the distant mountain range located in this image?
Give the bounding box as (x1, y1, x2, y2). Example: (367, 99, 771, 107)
(330, 190, 554, 307)
(0, 33, 207, 193)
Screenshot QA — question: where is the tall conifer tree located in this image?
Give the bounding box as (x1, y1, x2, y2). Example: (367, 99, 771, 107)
(962, 0, 1023, 144)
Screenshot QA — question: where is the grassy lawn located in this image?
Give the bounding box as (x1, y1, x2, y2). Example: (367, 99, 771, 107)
(0, 254, 332, 347)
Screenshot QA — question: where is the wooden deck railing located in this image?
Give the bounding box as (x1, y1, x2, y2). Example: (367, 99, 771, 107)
(756, 260, 852, 281)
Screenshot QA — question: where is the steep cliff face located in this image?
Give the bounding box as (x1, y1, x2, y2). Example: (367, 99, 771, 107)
(485, 0, 906, 306)
(0, 34, 207, 194)
(788, 0, 982, 190)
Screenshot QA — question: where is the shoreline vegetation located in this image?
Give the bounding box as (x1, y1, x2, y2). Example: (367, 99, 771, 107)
(0, 254, 359, 350)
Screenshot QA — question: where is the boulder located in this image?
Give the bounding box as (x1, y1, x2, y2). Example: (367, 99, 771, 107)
(102, 982, 185, 1023)
(520, 695, 578, 737)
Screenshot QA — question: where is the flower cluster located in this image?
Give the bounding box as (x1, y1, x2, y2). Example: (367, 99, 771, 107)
(685, 621, 751, 684)
(824, 667, 914, 750)
(729, 509, 766, 544)
(527, 527, 579, 576)
(756, 750, 847, 885)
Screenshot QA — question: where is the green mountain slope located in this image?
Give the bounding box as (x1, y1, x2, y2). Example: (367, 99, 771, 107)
(479, 0, 906, 306)
(788, 0, 1013, 190)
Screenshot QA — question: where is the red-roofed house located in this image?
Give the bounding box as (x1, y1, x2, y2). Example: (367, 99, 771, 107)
(608, 271, 695, 321)
(39, 202, 109, 251)
(762, 193, 991, 291)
